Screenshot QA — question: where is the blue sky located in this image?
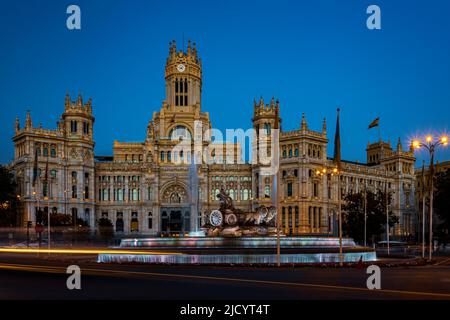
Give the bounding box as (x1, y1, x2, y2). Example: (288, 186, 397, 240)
(1, 0, 449, 166)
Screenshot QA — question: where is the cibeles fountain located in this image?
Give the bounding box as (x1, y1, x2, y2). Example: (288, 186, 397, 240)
(204, 188, 278, 237)
(98, 187, 377, 265)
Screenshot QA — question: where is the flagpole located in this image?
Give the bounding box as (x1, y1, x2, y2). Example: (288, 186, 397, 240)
(338, 173, 343, 266)
(48, 178, 51, 256)
(364, 180, 367, 247)
(385, 172, 390, 255)
(334, 108, 343, 266)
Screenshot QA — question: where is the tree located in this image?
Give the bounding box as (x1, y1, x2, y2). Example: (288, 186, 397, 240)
(434, 169, 450, 245)
(342, 189, 398, 245)
(0, 165, 18, 227)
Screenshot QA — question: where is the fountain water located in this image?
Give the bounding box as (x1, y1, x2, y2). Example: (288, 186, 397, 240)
(188, 154, 204, 237)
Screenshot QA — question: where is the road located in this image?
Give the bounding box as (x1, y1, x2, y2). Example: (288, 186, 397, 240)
(0, 254, 449, 300)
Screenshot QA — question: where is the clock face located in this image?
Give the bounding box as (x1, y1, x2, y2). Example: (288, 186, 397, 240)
(177, 64, 186, 72)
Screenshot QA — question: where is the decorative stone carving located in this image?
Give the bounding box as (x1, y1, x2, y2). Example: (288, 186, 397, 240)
(161, 184, 188, 204)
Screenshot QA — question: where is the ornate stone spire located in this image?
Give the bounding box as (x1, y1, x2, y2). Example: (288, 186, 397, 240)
(77, 92, 83, 107)
(300, 113, 307, 130)
(259, 96, 264, 108)
(85, 97, 92, 113)
(397, 137, 403, 152)
(192, 42, 197, 59)
(15, 116, 20, 133)
(322, 117, 327, 134)
(25, 110, 32, 130)
(65, 92, 70, 110)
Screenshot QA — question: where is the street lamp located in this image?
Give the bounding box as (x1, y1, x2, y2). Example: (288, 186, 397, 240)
(316, 165, 342, 265)
(411, 134, 448, 261)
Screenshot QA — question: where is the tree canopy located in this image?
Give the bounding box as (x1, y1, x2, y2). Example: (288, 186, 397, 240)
(342, 189, 398, 245)
(434, 168, 450, 244)
(0, 165, 18, 227)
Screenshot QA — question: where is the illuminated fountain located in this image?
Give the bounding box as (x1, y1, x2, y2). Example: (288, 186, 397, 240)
(187, 154, 205, 237)
(98, 189, 376, 265)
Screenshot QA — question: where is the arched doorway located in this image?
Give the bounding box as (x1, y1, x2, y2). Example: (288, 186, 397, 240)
(160, 183, 190, 235)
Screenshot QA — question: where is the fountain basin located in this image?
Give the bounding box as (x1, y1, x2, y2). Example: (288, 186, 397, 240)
(97, 236, 377, 265)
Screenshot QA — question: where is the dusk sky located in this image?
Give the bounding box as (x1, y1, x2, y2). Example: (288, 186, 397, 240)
(1, 0, 449, 166)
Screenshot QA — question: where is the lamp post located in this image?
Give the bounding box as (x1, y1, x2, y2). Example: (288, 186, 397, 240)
(363, 181, 367, 247)
(412, 134, 448, 261)
(315, 166, 341, 264)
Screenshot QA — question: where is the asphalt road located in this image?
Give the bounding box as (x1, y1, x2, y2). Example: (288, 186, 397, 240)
(0, 255, 449, 300)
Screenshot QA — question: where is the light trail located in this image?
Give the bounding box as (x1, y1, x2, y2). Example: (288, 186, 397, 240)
(0, 262, 449, 299)
(0, 248, 183, 255)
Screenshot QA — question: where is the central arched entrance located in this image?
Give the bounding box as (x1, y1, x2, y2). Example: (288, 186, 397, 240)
(160, 183, 191, 235)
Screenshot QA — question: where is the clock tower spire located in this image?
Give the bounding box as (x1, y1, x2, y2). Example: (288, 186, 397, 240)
(165, 40, 202, 109)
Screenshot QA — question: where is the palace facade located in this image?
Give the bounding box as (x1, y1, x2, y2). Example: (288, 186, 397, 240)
(11, 41, 417, 239)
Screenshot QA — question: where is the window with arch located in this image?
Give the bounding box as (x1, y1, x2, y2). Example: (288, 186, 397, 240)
(264, 185, 270, 198)
(70, 120, 78, 133)
(50, 146, 56, 157)
(264, 123, 271, 135)
(175, 78, 188, 106)
(170, 125, 191, 141)
(85, 208, 90, 226)
(148, 212, 153, 229)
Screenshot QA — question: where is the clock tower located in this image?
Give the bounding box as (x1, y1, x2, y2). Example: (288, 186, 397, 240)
(165, 40, 202, 109)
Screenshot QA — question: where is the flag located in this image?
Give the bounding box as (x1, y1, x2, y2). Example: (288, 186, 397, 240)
(333, 108, 341, 170)
(368, 117, 379, 129)
(32, 147, 39, 187)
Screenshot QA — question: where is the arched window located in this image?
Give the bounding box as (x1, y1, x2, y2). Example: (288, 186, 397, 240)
(148, 212, 153, 229)
(85, 208, 90, 226)
(288, 206, 293, 228)
(264, 185, 270, 198)
(229, 189, 235, 200)
(116, 212, 124, 232)
(50, 146, 56, 157)
(170, 125, 191, 141)
(294, 148, 299, 157)
(264, 123, 271, 135)
(160, 151, 165, 161)
(132, 189, 139, 201)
